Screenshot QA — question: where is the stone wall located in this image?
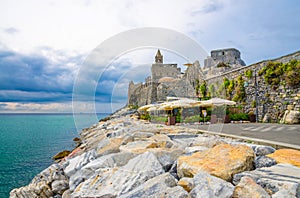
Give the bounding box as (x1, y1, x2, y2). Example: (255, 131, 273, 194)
(205, 51, 300, 122)
(151, 63, 181, 82)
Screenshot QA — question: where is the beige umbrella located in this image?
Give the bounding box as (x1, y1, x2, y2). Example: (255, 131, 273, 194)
(200, 97, 236, 107)
(157, 98, 202, 110)
(138, 104, 158, 111)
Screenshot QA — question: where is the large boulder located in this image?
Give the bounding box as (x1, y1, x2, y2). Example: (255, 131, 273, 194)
(68, 152, 136, 191)
(233, 176, 270, 198)
(267, 149, 300, 167)
(71, 151, 165, 197)
(119, 173, 188, 198)
(96, 137, 123, 157)
(64, 149, 96, 177)
(10, 164, 68, 197)
(233, 164, 300, 197)
(189, 172, 234, 198)
(177, 144, 255, 181)
(280, 110, 300, 124)
(262, 113, 271, 123)
(255, 156, 277, 168)
(119, 140, 158, 153)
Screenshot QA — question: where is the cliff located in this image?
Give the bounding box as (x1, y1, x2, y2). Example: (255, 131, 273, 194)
(10, 108, 300, 197)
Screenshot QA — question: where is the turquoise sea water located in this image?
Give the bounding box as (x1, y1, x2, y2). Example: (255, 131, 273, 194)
(0, 113, 108, 198)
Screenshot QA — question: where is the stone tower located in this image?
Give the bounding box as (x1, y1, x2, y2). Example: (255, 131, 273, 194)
(155, 49, 163, 63)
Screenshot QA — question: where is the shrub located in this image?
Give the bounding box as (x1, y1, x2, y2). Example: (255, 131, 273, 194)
(251, 100, 256, 108)
(245, 69, 253, 79)
(140, 113, 151, 120)
(229, 113, 249, 121)
(200, 81, 207, 98)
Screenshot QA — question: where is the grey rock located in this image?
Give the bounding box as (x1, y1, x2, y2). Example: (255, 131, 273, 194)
(72, 151, 164, 197)
(190, 171, 234, 198)
(184, 146, 208, 154)
(254, 145, 275, 156)
(51, 180, 68, 195)
(168, 134, 198, 140)
(233, 176, 270, 198)
(132, 132, 155, 139)
(263, 113, 271, 123)
(69, 152, 136, 191)
(233, 164, 300, 197)
(280, 110, 300, 124)
(64, 149, 96, 177)
(164, 186, 189, 198)
(119, 173, 187, 198)
(62, 189, 71, 198)
(255, 156, 276, 168)
(10, 181, 53, 198)
(169, 161, 179, 180)
(149, 148, 183, 171)
(10, 163, 67, 198)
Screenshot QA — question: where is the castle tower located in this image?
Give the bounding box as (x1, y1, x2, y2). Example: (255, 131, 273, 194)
(155, 49, 163, 63)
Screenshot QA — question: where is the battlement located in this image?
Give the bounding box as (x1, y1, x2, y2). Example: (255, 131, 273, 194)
(204, 48, 246, 69)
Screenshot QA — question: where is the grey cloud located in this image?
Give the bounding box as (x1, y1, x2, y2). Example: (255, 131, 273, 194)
(2, 27, 19, 34)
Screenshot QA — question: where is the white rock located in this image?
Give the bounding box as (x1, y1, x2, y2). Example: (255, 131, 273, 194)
(72, 151, 165, 197)
(189, 172, 234, 198)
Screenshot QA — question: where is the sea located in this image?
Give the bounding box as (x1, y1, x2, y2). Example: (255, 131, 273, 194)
(0, 113, 109, 198)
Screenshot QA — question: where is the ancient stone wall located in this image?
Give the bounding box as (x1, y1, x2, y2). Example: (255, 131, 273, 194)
(206, 51, 300, 122)
(151, 63, 181, 82)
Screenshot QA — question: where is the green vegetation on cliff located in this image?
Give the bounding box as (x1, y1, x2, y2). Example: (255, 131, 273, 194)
(258, 59, 300, 88)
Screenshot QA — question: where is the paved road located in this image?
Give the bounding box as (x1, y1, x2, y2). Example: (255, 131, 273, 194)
(188, 123, 300, 146)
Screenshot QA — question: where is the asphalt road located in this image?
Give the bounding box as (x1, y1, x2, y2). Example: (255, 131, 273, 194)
(188, 123, 300, 146)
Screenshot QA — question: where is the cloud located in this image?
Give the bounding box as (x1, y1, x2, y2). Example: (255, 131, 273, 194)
(0, 48, 83, 102)
(1, 0, 300, 113)
(2, 27, 19, 34)
(191, 0, 224, 15)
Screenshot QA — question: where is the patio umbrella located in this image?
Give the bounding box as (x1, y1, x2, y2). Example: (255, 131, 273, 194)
(138, 104, 158, 111)
(157, 98, 203, 110)
(200, 97, 236, 107)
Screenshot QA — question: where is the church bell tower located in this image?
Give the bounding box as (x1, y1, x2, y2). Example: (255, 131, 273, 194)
(155, 49, 163, 63)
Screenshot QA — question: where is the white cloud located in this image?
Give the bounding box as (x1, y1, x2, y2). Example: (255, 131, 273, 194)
(1, 0, 299, 113)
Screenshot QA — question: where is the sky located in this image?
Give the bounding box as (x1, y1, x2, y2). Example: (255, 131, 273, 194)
(0, 0, 299, 113)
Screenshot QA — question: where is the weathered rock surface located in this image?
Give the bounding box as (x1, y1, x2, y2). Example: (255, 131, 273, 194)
(189, 171, 234, 198)
(233, 164, 300, 197)
(68, 152, 136, 191)
(10, 107, 300, 198)
(52, 150, 71, 160)
(267, 148, 300, 167)
(280, 110, 300, 124)
(178, 177, 194, 192)
(96, 137, 123, 157)
(119, 173, 188, 198)
(233, 176, 270, 198)
(71, 152, 164, 197)
(64, 149, 96, 177)
(10, 164, 68, 197)
(254, 145, 275, 156)
(255, 156, 277, 168)
(177, 143, 255, 181)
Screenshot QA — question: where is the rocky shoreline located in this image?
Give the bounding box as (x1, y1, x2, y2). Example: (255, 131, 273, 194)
(10, 107, 300, 197)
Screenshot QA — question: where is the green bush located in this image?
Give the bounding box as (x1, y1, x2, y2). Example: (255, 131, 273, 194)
(245, 69, 253, 79)
(140, 113, 151, 121)
(151, 116, 167, 123)
(200, 81, 207, 98)
(183, 115, 201, 123)
(259, 59, 300, 88)
(229, 113, 249, 121)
